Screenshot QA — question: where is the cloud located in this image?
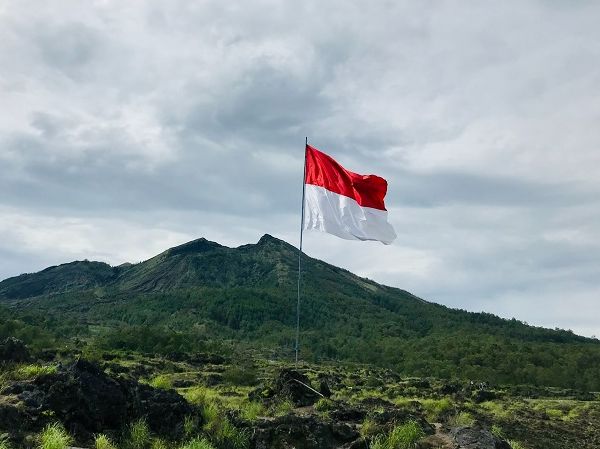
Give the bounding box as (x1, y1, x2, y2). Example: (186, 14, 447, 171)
(1, 0, 599, 336)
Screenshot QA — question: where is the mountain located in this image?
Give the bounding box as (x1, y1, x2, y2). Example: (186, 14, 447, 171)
(1, 234, 600, 390)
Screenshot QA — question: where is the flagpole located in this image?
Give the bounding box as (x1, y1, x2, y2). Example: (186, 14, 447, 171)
(295, 137, 308, 364)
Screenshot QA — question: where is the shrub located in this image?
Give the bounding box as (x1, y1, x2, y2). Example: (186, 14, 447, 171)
(125, 419, 151, 449)
(38, 423, 73, 449)
(94, 434, 117, 449)
(448, 411, 475, 427)
(222, 367, 258, 386)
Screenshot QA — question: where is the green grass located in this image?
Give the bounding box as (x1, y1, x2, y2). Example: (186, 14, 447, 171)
(447, 411, 475, 427)
(314, 398, 335, 412)
(240, 401, 266, 421)
(15, 364, 57, 380)
(125, 419, 151, 449)
(508, 441, 527, 449)
(0, 435, 12, 449)
(94, 434, 117, 449)
(178, 437, 215, 449)
(490, 424, 504, 439)
(148, 375, 173, 390)
(269, 398, 295, 417)
(38, 423, 73, 449)
(184, 415, 200, 438)
(150, 438, 168, 449)
(369, 421, 425, 449)
(360, 417, 380, 438)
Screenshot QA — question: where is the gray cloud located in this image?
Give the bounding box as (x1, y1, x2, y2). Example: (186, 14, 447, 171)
(1, 0, 599, 336)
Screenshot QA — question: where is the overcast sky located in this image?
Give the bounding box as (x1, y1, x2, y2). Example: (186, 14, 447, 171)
(1, 1, 599, 337)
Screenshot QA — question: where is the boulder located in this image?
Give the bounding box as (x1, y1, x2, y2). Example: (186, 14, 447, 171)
(451, 427, 511, 449)
(4, 359, 193, 439)
(252, 414, 359, 449)
(273, 369, 321, 406)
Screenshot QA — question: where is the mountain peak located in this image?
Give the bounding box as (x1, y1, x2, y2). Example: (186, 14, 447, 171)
(165, 237, 224, 257)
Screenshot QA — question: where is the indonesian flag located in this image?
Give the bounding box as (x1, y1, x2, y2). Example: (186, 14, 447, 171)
(303, 144, 397, 245)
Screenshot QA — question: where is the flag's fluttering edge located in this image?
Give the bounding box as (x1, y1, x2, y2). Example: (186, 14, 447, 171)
(303, 144, 397, 245)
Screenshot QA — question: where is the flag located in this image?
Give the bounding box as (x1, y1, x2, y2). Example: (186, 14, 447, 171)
(303, 144, 397, 244)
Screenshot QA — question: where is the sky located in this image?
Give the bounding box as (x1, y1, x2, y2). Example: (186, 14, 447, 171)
(1, 1, 599, 337)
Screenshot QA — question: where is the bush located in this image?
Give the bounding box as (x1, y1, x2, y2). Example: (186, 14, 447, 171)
(38, 423, 73, 449)
(222, 367, 258, 386)
(125, 420, 151, 449)
(94, 434, 117, 449)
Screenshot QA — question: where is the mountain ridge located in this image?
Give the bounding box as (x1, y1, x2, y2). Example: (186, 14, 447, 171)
(1, 234, 599, 390)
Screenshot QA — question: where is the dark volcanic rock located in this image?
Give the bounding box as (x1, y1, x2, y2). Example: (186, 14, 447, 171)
(0, 338, 30, 363)
(273, 369, 321, 406)
(451, 427, 511, 449)
(252, 414, 359, 449)
(4, 359, 193, 439)
(472, 390, 497, 403)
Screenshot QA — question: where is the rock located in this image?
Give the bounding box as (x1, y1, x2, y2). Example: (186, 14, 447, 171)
(3, 359, 193, 440)
(0, 338, 30, 363)
(472, 390, 497, 403)
(251, 415, 359, 449)
(451, 426, 511, 449)
(273, 369, 321, 406)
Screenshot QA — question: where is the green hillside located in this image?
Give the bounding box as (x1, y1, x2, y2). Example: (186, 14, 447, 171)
(1, 234, 599, 390)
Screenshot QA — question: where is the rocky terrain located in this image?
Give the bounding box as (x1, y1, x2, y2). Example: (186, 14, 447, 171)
(1, 338, 599, 449)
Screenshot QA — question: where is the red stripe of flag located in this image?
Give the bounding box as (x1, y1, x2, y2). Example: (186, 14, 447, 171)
(305, 144, 389, 211)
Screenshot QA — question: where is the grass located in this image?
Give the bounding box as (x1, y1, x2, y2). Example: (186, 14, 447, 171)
(269, 398, 295, 417)
(508, 441, 527, 449)
(0, 435, 11, 449)
(369, 421, 425, 449)
(360, 417, 380, 438)
(490, 424, 504, 439)
(184, 415, 200, 438)
(447, 411, 475, 427)
(14, 364, 57, 380)
(94, 434, 117, 449)
(178, 437, 215, 449)
(125, 419, 151, 449)
(148, 375, 173, 390)
(314, 398, 335, 412)
(240, 401, 266, 421)
(38, 423, 73, 449)
(150, 439, 168, 449)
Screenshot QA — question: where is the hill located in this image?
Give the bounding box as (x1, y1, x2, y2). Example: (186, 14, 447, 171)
(1, 234, 600, 390)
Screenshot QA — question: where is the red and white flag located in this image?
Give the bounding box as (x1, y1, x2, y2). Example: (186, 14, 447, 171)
(303, 144, 397, 245)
